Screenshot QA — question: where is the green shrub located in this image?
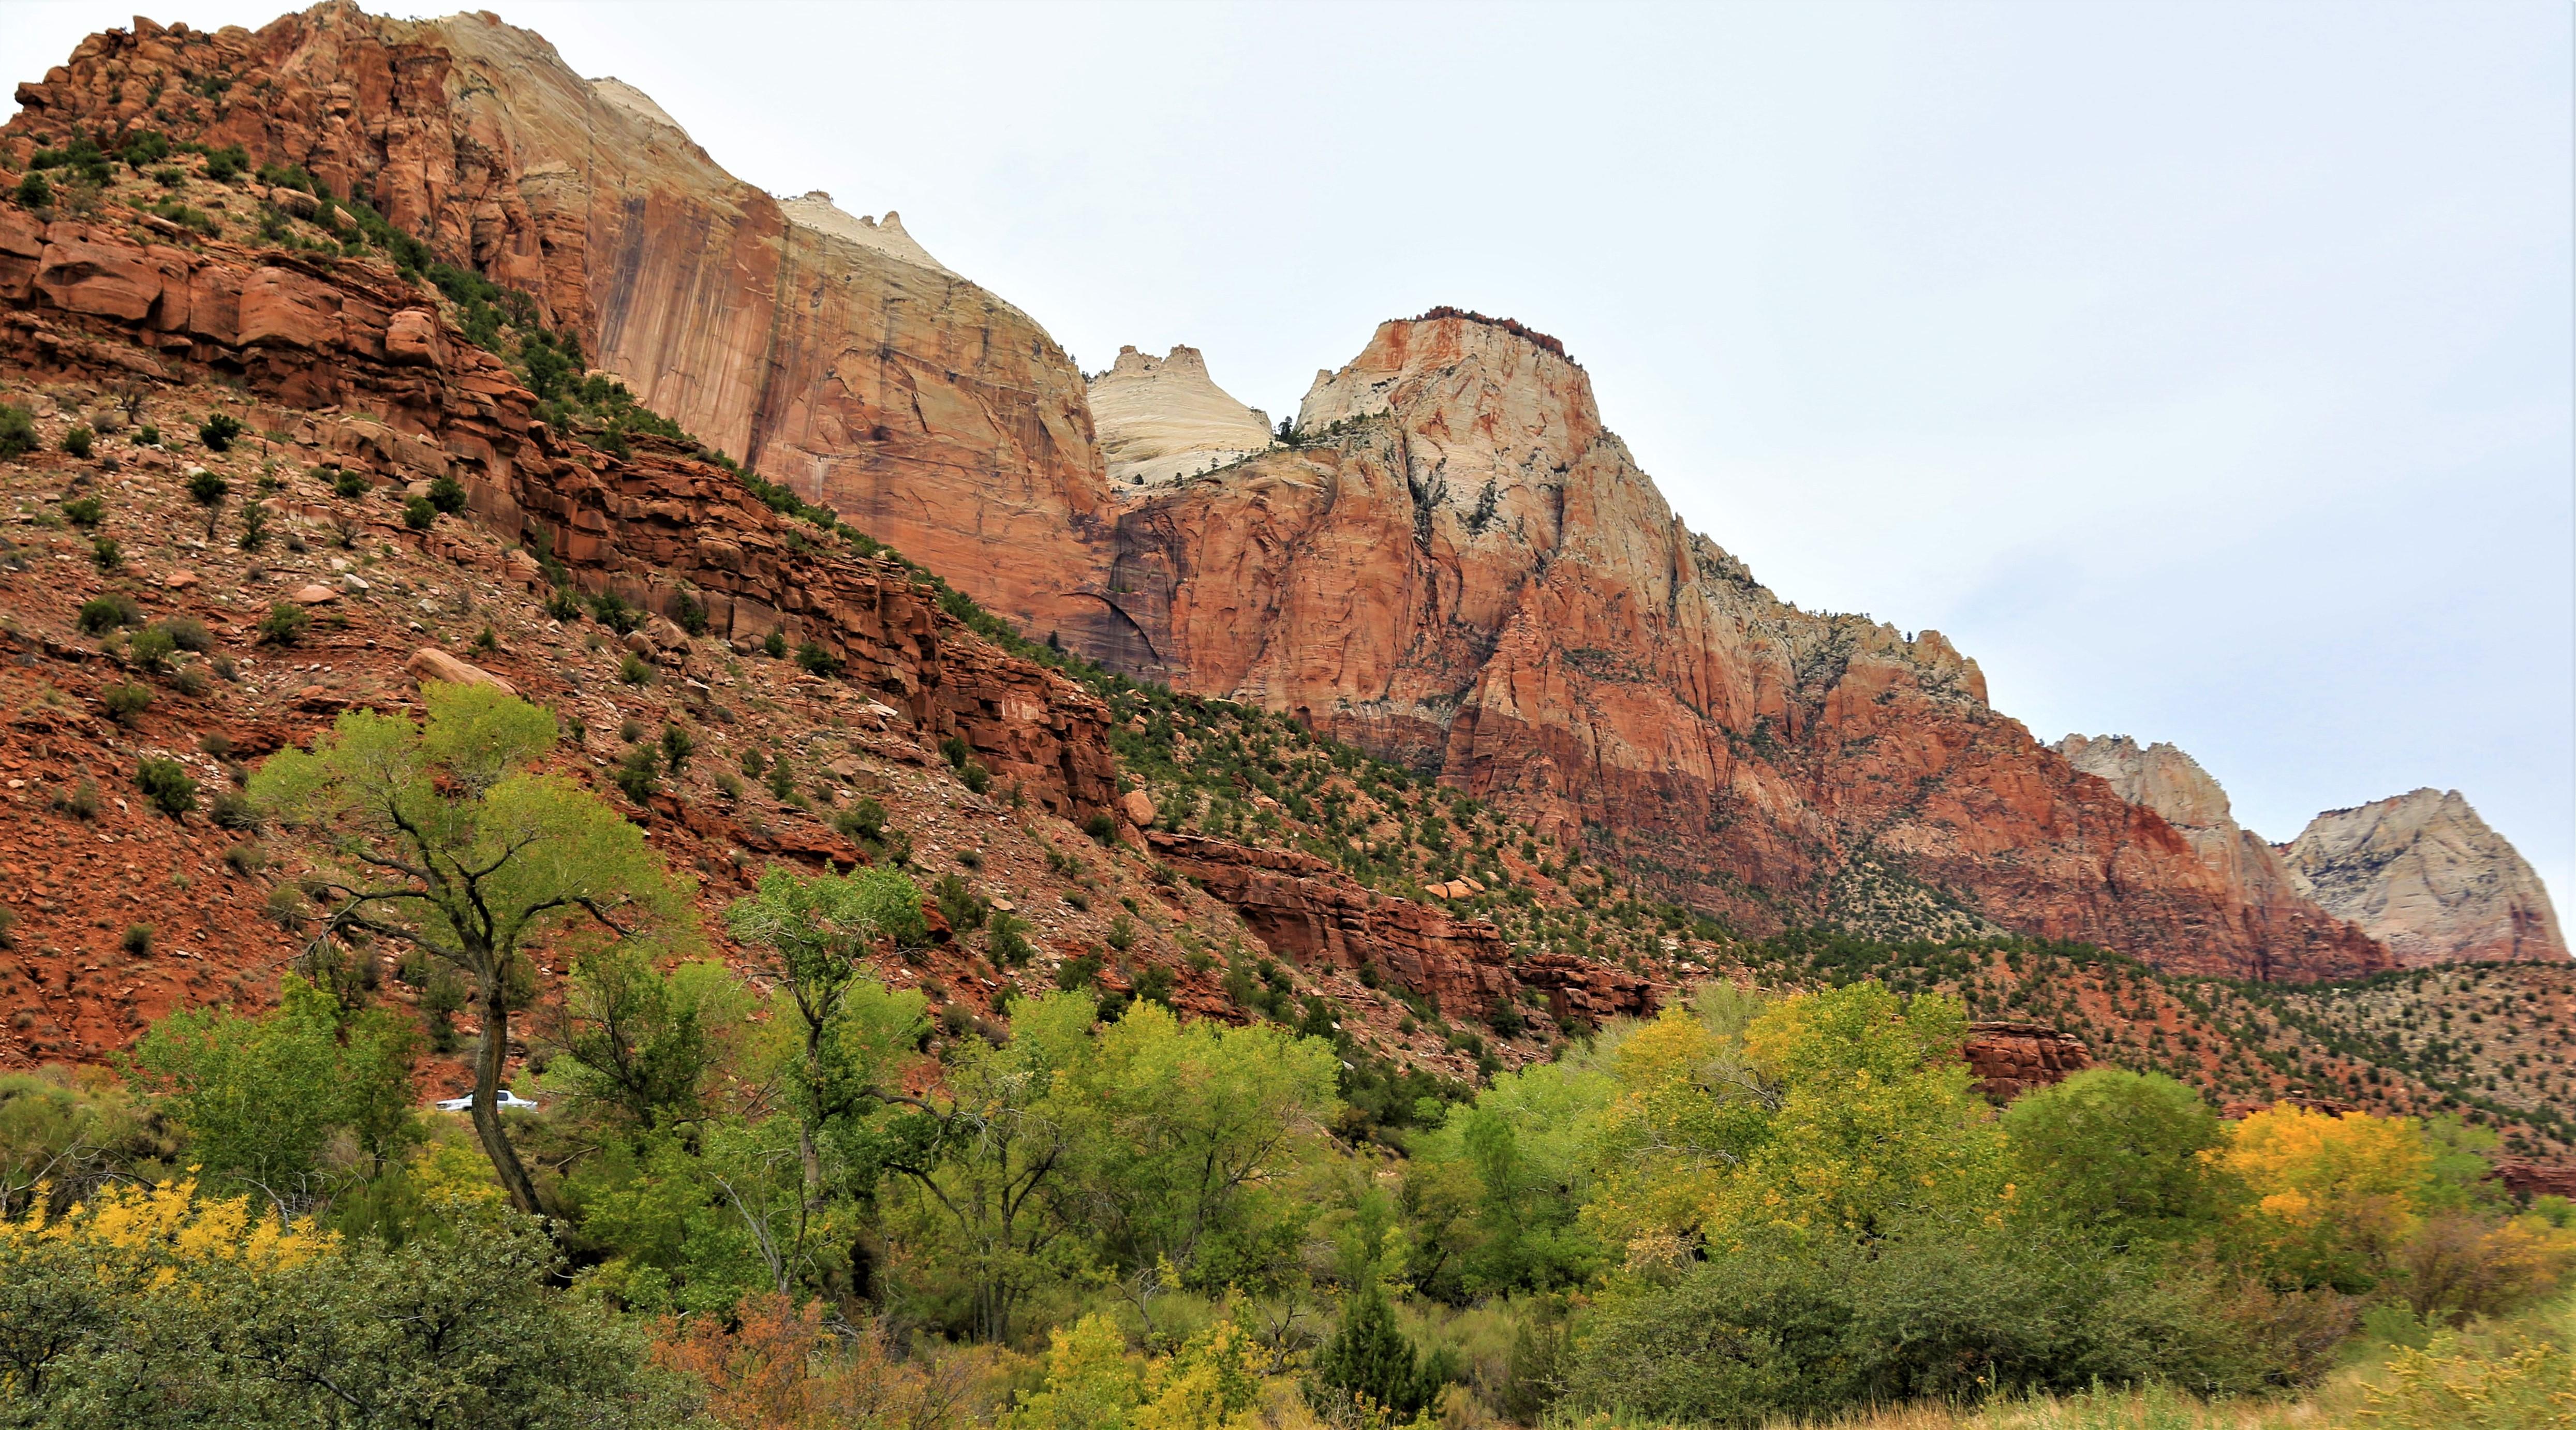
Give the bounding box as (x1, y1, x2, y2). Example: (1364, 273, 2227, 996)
(657, 724, 693, 774)
(762, 629, 787, 659)
(1085, 812, 1118, 845)
(126, 624, 177, 672)
(1105, 913, 1137, 952)
(587, 591, 640, 633)
(960, 759, 991, 795)
(613, 745, 659, 804)
(61, 426, 93, 459)
(543, 587, 584, 622)
(0, 404, 37, 457)
(223, 842, 268, 876)
(988, 911, 1033, 966)
(135, 424, 160, 447)
(161, 616, 214, 653)
(236, 502, 270, 550)
(90, 535, 121, 570)
(402, 496, 434, 529)
(135, 756, 197, 816)
(78, 593, 141, 634)
(794, 640, 841, 677)
(933, 873, 987, 933)
(1309, 1287, 1453, 1421)
(60, 495, 105, 527)
(188, 469, 229, 506)
(672, 590, 707, 636)
(197, 413, 242, 452)
(122, 924, 153, 956)
(618, 652, 654, 686)
(101, 681, 153, 724)
(11, 173, 49, 210)
(257, 600, 310, 645)
(54, 777, 102, 820)
(426, 474, 466, 514)
(332, 467, 367, 498)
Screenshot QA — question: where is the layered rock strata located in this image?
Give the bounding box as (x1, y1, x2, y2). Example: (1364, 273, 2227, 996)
(1146, 831, 1661, 1025)
(1087, 345, 1272, 488)
(2281, 790, 2569, 966)
(1962, 1022, 2094, 1100)
(1105, 314, 2391, 981)
(3, 4, 1121, 647)
(0, 203, 1118, 821)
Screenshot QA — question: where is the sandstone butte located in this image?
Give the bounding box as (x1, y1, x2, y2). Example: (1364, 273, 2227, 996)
(2280, 789, 2570, 968)
(1085, 345, 1273, 489)
(5, 5, 2409, 983)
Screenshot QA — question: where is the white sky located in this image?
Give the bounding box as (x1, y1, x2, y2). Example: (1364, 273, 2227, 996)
(10, 2, 2571, 915)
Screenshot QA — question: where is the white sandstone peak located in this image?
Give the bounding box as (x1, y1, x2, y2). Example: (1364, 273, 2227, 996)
(777, 191, 958, 278)
(1088, 345, 1276, 490)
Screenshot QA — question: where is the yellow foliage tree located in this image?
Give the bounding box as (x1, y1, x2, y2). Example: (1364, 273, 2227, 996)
(2218, 1103, 2433, 1291)
(3, 1172, 330, 1289)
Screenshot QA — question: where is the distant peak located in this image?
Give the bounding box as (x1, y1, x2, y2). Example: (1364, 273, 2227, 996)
(1405, 306, 1576, 366)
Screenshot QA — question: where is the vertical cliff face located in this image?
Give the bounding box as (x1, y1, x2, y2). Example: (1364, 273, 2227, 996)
(1087, 345, 1273, 488)
(1107, 314, 2391, 980)
(2, 3, 1118, 646)
(2281, 791, 2569, 967)
(2054, 733, 2323, 920)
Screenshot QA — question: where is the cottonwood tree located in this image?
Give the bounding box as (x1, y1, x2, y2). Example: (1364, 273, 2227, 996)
(250, 683, 691, 1214)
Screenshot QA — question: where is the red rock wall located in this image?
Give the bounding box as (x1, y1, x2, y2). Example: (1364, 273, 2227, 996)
(1144, 831, 1664, 1026)
(0, 205, 1116, 822)
(1962, 1021, 2094, 1100)
(1110, 317, 2392, 983)
(4, 6, 1120, 650)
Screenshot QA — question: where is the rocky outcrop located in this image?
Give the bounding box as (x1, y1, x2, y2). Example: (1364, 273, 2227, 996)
(0, 204, 1117, 823)
(1146, 831, 1516, 1016)
(3, 5, 1120, 649)
(2279, 790, 2568, 967)
(1087, 345, 1272, 488)
(1105, 313, 2391, 981)
(2054, 733, 2342, 927)
(1962, 1022, 2093, 1100)
(1144, 831, 1664, 1027)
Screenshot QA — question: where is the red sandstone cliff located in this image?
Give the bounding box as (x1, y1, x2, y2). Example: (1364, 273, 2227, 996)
(4, 5, 1120, 647)
(1105, 315, 2391, 982)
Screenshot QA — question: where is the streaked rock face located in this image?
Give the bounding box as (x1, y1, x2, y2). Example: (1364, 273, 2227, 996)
(1106, 314, 2390, 981)
(1088, 346, 1273, 488)
(2281, 790, 2569, 967)
(4, 3, 1119, 648)
(2054, 734, 2325, 922)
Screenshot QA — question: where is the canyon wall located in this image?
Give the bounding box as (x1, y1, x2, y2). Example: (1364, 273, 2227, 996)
(3, 3, 1120, 647)
(2282, 790, 2568, 967)
(1105, 315, 2390, 981)
(0, 201, 1120, 822)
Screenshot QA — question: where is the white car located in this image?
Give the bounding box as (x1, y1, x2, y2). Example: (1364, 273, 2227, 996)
(434, 1089, 541, 1113)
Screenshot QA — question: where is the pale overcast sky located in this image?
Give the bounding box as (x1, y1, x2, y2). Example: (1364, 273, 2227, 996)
(10, 2, 2571, 913)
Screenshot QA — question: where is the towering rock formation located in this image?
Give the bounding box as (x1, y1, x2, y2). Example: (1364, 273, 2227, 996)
(2281, 791, 2569, 967)
(1088, 345, 1273, 487)
(1105, 314, 2390, 980)
(2, 4, 1120, 646)
(2054, 734, 2327, 922)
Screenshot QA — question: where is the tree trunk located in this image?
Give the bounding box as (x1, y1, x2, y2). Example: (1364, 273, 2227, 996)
(470, 980, 545, 1215)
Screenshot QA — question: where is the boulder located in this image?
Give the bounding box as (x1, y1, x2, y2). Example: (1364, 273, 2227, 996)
(405, 647, 516, 695)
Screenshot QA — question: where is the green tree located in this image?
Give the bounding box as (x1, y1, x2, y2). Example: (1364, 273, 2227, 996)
(546, 949, 746, 1131)
(1049, 1000, 1339, 1296)
(248, 683, 692, 1213)
(2004, 1067, 2236, 1246)
(1307, 1284, 1449, 1420)
(882, 991, 1098, 1343)
(723, 866, 928, 1202)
